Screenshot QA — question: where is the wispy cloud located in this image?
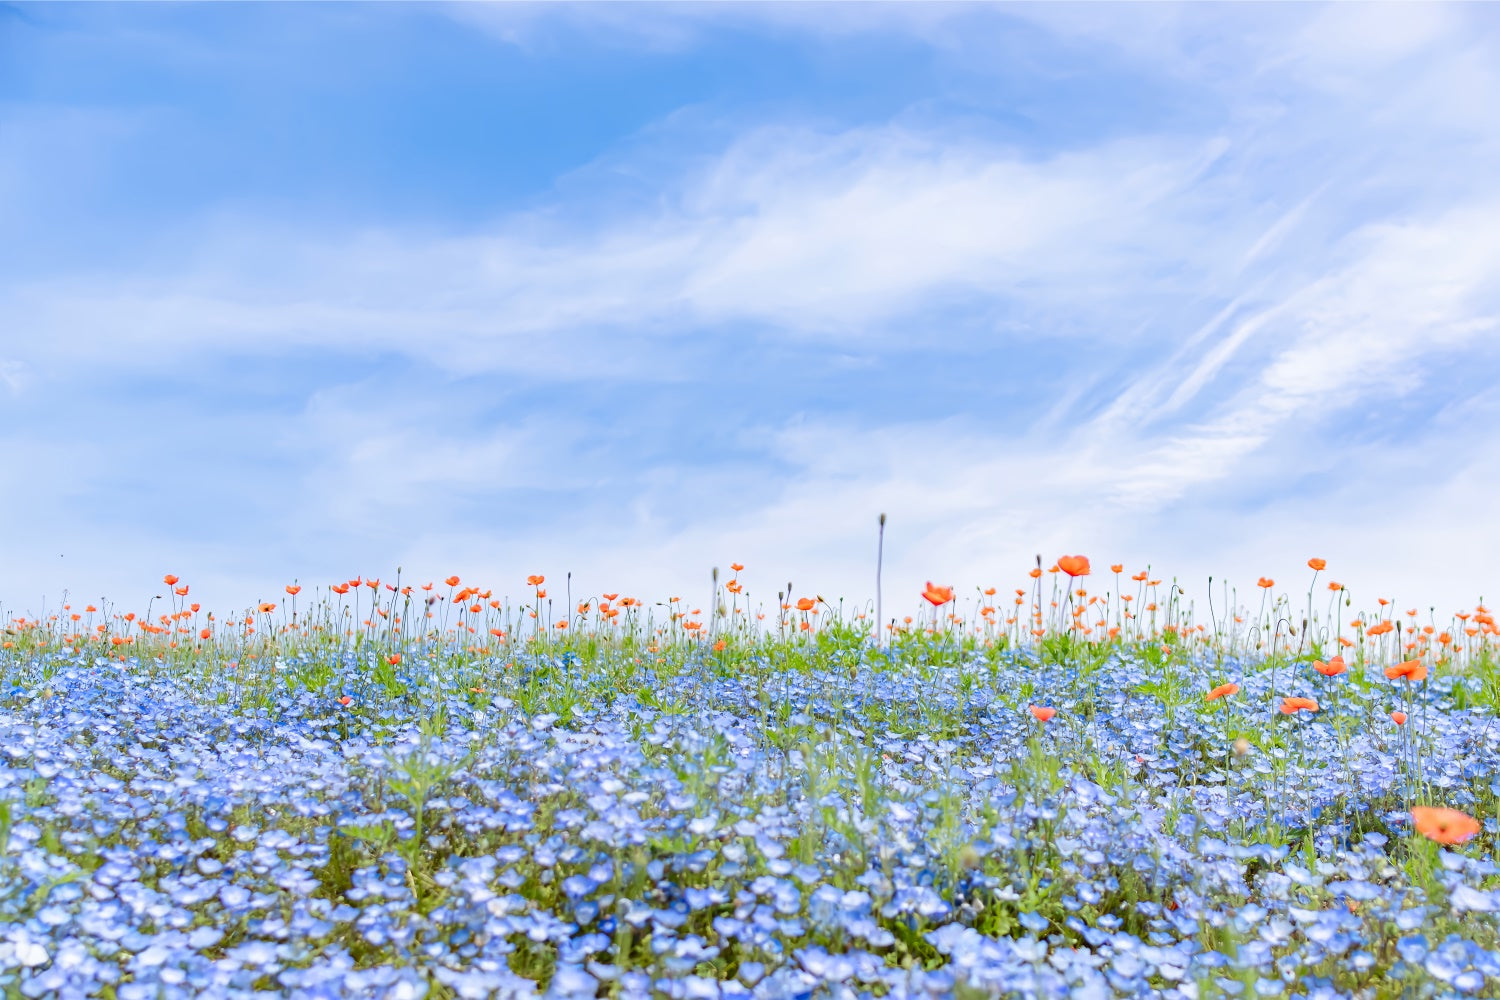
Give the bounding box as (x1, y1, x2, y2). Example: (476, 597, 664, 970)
(5, 124, 1236, 380)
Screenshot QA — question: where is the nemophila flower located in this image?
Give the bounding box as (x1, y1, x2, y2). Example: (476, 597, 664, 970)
(1411, 806, 1481, 845)
(1206, 682, 1240, 702)
(1280, 696, 1320, 714)
(13, 562, 1500, 996)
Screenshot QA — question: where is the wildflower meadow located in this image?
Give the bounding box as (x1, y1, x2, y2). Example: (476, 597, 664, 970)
(3, 554, 1499, 1000)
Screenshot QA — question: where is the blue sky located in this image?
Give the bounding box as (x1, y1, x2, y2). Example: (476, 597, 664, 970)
(3, 2, 1499, 619)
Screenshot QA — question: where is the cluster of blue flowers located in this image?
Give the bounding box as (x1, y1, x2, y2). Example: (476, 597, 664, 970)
(1, 640, 1498, 998)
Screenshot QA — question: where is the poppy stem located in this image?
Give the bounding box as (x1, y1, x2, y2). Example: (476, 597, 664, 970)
(708, 566, 717, 641)
(875, 514, 885, 651)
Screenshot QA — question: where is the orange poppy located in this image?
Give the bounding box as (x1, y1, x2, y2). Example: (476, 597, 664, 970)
(285, 584, 302, 596)
(796, 597, 816, 612)
(1314, 656, 1346, 677)
(445, 575, 461, 587)
(1057, 555, 1090, 577)
(922, 582, 954, 606)
(527, 575, 545, 586)
(1279, 696, 1319, 714)
(1385, 659, 1428, 683)
(1410, 806, 1480, 845)
(1029, 705, 1056, 722)
(1307, 558, 1326, 571)
(1257, 577, 1274, 589)
(730, 563, 744, 572)
(1205, 682, 1240, 702)
(1391, 711, 1407, 725)
(1110, 564, 1123, 574)
(1029, 568, 1043, 579)
(163, 574, 179, 586)
(338, 695, 353, 707)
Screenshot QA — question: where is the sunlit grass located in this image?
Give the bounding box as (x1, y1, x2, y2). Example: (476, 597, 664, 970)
(1, 558, 1499, 997)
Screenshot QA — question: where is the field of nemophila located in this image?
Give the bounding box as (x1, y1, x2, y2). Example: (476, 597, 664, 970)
(2, 556, 1499, 999)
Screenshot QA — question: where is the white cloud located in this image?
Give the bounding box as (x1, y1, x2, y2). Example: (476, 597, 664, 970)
(0, 359, 28, 394)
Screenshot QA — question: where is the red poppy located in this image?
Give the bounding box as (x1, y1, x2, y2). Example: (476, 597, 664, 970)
(163, 574, 179, 586)
(922, 582, 954, 606)
(1385, 659, 1428, 683)
(1411, 806, 1480, 845)
(1029, 705, 1056, 722)
(1314, 656, 1346, 677)
(1391, 711, 1407, 725)
(1057, 555, 1091, 578)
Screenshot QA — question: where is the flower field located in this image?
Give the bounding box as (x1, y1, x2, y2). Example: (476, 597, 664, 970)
(2, 558, 1499, 999)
